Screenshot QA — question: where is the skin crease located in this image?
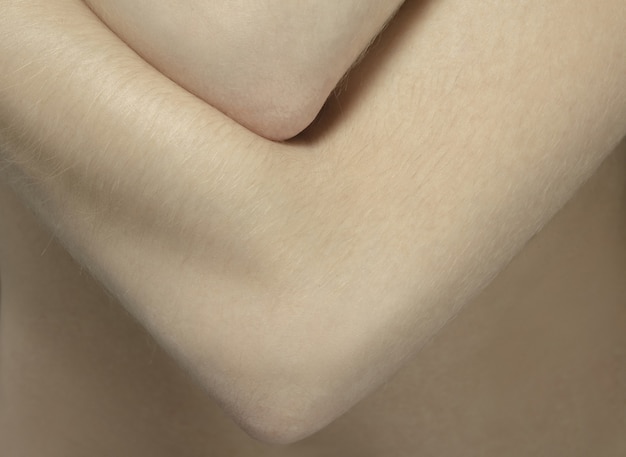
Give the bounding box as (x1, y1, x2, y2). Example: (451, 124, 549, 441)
(1, 0, 626, 450)
(81, 0, 405, 140)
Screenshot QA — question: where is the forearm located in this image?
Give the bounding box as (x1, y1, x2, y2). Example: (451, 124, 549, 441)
(2, 0, 626, 446)
(0, 1, 284, 433)
(82, 0, 405, 139)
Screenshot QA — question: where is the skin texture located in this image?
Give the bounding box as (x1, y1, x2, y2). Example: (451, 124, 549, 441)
(82, 0, 405, 140)
(1, 142, 625, 456)
(1, 0, 626, 446)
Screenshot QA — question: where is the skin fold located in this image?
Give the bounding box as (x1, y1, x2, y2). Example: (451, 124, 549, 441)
(1, 0, 625, 445)
(82, 0, 405, 140)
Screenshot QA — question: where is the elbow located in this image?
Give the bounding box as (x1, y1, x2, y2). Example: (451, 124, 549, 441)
(230, 355, 355, 444)
(219, 78, 333, 142)
(196, 323, 358, 444)
(241, 106, 321, 142)
(235, 400, 326, 445)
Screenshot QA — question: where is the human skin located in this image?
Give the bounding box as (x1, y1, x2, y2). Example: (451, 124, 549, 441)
(1, 143, 625, 456)
(82, 0, 405, 140)
(1, 0, 625, 445)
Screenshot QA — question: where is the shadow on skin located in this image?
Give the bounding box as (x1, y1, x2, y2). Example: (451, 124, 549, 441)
(292, 0, 432, 146)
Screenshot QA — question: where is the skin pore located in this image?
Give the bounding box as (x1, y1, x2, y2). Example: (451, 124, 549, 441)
(1, 0, 625, 448)
(82, 0, 405, 140)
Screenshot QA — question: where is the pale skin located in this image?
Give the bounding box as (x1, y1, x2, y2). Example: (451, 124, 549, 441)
(1, 0, 625, 450)
(2, 149, 626, 455)
(82, 0, 405, 140)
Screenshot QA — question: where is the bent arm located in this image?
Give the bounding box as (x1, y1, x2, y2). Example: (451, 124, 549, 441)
(83, 0, 405, 140)
(2, 0, 625, 445)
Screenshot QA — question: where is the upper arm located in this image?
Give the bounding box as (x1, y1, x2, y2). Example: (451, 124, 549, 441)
(2, 0, 625, 445)
(82, 0, 404, 140)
